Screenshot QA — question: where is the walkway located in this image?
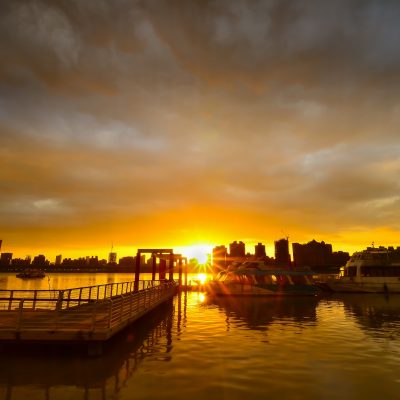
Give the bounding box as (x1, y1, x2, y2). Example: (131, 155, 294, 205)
(0, 280, 177, 345)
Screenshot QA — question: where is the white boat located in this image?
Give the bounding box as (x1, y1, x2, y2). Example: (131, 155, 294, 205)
(325, 247, 400, 293)
(206, 261, 320, 297)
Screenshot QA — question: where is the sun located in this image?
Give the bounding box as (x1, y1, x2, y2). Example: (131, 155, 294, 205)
(196, 273, 207, 284)
(175, 244, 212, 265)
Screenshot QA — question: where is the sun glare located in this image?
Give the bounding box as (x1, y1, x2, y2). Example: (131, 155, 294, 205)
(196, 273, 207, 284)
(176, 244, 212, 264)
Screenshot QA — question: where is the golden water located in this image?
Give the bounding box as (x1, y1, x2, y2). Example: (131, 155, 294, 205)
(0, 273, 400, 400)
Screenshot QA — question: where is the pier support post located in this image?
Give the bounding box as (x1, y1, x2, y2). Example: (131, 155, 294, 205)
(169, 253, 174, 282)
(185, 259, 188, 288)
(134, 252, 141, 291)
(178, 258, 183, 287)
(152, 254, 156, 281)
(159, 259, 166, 280)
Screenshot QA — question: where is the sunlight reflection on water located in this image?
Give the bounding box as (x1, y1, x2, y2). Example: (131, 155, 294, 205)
(1, 274, 400, 400)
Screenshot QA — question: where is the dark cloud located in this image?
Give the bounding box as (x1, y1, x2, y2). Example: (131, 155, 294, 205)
(1, 0, 400, 253)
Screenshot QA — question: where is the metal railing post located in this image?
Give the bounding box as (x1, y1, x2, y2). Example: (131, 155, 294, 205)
(8, 290, 13, 311)
(16, 299, 24, 331)
(54, 290, 64, 331)
(67, 290, 71, 309)
(78, 288, 83, 306)
(32, 290, 37, 310)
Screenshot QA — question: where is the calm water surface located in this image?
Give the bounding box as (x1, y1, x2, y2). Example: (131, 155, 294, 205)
(0, 273, 400, 400)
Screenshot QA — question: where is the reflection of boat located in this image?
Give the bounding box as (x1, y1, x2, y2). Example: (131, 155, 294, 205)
(206, 296, 319, 330)
(206, 261, 320, 296)
(16, 269, 46, 279)
(325, 247, 400, 293)
(334, 294, 400, 339)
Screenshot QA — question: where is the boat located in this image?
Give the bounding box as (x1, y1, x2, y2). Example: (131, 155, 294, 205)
(16, 269, 46, 279)
(205, 261, 320, 296)
(324, 246, 400, 293)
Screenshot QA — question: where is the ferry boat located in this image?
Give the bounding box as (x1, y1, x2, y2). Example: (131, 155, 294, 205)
(325, 247, 400, 293)
(205, 261, 320, 297)
(16, 269, 46, 279)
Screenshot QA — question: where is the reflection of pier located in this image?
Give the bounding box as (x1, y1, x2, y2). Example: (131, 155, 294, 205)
(0, 298, 176, 400)
(0, 280, 177, 354)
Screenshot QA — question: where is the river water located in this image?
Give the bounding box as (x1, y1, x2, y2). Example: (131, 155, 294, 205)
(0, 273, 400, 400)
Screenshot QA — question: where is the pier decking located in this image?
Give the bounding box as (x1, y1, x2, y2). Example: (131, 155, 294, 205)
(0, 280, 177, 348)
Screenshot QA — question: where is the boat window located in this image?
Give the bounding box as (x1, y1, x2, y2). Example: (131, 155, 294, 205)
(360, 266, 400, 277)
(345, 266, 357, 277)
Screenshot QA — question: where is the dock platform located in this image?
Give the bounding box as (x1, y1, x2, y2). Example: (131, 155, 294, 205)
(0, 280, 177, 352)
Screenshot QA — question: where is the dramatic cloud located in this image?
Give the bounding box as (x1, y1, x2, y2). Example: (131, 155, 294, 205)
(1, 0, 400, 257)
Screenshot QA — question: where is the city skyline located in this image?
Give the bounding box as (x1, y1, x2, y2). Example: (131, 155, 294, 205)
(1, 236, 353, 265)
(1, 1, 400, 260)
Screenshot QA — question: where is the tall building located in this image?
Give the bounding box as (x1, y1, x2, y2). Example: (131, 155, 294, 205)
(55, 255, 62, 265)
(229, 241, 245, 258)
(119, 256, 135, 267)
(32, 254, 46, 266)
(212, 245, 228, 271)
(274, 238, 291, 266)
(292, 240, 349, 271)
(108, 252, 117, 264)
(255, 242, 266, 258)
(0, 252, 12, 267)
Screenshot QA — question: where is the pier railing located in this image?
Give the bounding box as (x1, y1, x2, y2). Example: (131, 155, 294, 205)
(0, 280, 162, 311)
(0, 281, 177, 339)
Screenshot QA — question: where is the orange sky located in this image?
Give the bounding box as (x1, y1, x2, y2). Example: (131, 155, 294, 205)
(1, 1, 400, 261)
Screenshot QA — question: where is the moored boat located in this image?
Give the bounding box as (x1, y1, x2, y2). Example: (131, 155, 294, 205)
(16, 269, 46, 279)
(325, 246, 400, 293)
(206, 261, 320, 296)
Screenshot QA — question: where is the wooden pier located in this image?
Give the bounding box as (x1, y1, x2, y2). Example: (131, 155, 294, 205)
(0, 280, 177, 354)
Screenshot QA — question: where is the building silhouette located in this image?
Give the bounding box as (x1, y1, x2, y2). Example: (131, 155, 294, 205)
(55, 255, 62, 265)
(119, 256, 135, 267)
(108, 252, 117, 265)
(0, 252, 12, 267)
(274, 238, 291, 266)
(255, 242, 266, 258)
(229, 241, 245, 258)
(292, 239, 349, 271)
(212, 245, 228, 271)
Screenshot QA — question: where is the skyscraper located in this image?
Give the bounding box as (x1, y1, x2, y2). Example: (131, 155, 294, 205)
(274, 238, 291, 266)
(108, 252, 117, 264)
(212, 245, 228, 271)
(255, 242, 266, 258)
(229, 241, 245, 258)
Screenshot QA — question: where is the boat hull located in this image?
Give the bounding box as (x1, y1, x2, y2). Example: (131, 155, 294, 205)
(325, 278, 400, 293)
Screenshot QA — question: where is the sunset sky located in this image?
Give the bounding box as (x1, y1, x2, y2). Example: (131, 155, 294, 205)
(1, 0, 400, 260)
